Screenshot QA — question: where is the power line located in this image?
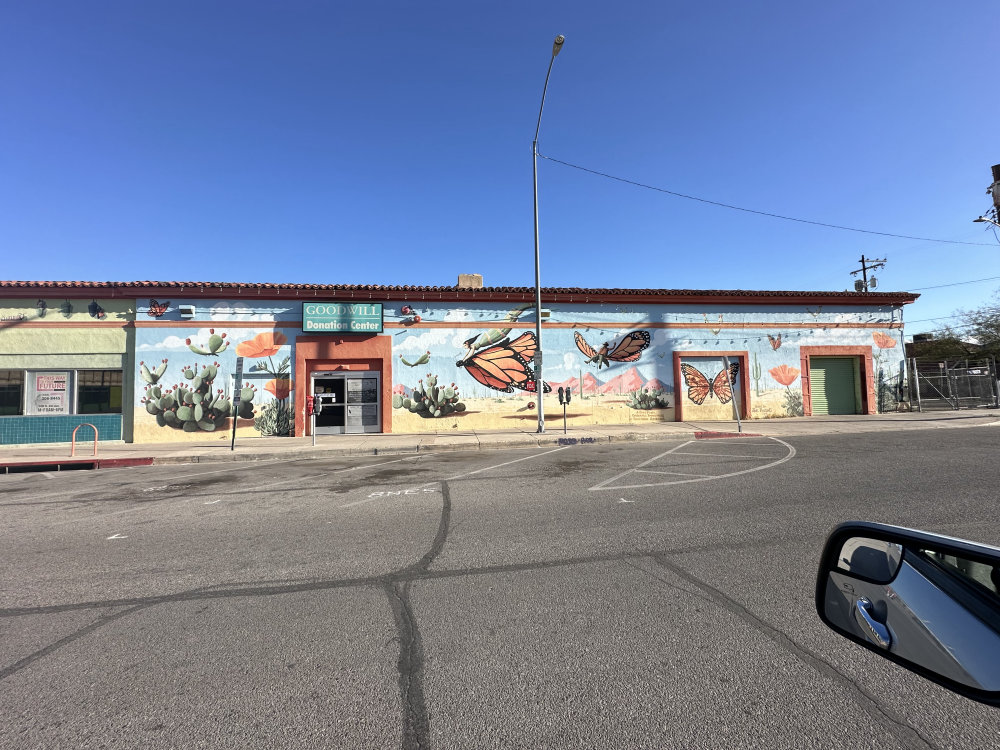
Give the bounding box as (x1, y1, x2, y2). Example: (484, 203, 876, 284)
(905, 314, 964, 325)
(907, 276, 1000, 291)
(540, 154, 998, 247)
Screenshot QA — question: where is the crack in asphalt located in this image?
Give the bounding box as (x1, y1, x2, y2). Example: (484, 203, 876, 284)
(648, 554, 939, 750)
(382, 480, 451, 750)
(385, 581, 429, 750)
(0, 535, 818, 618)
(0, 604, 154, 682)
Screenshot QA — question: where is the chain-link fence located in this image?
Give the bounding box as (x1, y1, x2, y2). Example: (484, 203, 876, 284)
(909, 358, 999, 411)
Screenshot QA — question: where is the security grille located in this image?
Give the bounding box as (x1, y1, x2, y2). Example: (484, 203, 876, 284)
(909, 358, 999, 411)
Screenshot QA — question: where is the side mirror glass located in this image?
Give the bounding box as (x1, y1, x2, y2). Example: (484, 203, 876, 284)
(816, 522, 1000, 706)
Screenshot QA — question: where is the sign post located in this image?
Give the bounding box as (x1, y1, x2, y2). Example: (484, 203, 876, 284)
(230, 356, 244, 451)
(722, 356, 741, 434)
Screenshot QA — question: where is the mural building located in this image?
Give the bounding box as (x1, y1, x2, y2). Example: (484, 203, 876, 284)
(0, 280, 916, 444)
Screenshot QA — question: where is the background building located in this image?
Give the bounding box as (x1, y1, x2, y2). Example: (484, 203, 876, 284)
(0, 279, 917, 444)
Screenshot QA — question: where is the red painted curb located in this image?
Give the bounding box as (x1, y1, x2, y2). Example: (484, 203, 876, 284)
(0, 457, 154, 472)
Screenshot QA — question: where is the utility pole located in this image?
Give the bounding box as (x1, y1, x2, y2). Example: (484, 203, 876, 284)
(850, 255, 886, 292)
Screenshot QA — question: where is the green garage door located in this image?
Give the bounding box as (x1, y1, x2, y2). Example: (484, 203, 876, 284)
(809, 358, 858, 415)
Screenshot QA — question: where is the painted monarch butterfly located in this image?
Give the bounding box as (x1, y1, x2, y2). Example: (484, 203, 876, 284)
(767, 334, 781, 350)
(680, 362, 740, 406)
(456, 332, 551, 394)
(574, 330, 650, 369)
(146, 299, 170, 318)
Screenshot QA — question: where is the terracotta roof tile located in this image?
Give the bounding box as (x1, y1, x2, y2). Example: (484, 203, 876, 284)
(0, 279, 919, 303)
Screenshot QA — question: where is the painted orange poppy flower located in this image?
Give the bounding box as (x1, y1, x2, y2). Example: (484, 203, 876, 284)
(265, 378, 294, 400)
(236, 331, 288, 358)
(769, 364, 800, 387)
(872, 331, 897, 349)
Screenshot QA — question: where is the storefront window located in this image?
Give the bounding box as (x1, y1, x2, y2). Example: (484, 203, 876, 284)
(0, 370, 24, 415)
(76, 370, 123, 414)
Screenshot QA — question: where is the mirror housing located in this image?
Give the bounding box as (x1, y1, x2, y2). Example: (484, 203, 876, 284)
(816, 521, 1000, 706)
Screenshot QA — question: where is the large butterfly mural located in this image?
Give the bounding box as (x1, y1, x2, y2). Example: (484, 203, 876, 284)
(456, 331, 551, 394)
(680, 361, 740, 406)
(574, 330, 650, 369)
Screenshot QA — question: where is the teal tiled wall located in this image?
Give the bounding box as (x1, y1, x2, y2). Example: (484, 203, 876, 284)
(0, 415, 123, 444)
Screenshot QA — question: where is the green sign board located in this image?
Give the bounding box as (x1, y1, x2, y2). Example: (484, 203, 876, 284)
(302, 302, 383, 333)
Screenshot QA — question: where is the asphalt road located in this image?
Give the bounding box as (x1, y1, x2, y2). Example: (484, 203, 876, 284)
(2, 428, 999, 749)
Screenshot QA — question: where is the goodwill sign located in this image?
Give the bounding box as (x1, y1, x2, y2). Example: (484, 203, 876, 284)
(303, 302, 383, 333)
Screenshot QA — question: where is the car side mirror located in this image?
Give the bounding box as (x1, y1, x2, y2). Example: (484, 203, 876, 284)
(816, 521, 1000, 706)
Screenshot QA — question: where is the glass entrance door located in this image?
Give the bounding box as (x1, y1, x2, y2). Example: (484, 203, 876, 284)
(312, 371, 381, 434)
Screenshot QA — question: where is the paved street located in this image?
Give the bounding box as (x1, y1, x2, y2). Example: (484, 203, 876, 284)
(2, 426, 1000, 749)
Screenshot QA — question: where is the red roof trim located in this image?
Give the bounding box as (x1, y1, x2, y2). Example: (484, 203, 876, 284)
(0, 280, 919, 305)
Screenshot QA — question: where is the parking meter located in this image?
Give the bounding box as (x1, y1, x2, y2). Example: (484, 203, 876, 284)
(558, 387, 571, 433)
(309, 394, 322, 445)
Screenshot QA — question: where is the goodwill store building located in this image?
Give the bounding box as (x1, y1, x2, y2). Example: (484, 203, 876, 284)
(0, 279, 917, 445)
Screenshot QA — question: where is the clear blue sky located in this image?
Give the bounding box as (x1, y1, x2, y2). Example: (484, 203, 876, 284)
(2, 2, 997, 340)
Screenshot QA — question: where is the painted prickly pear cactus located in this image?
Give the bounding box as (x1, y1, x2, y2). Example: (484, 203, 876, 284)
(186, 329, 230, 355)
(139, 360, 255, 431)
(626, 387, 670, 410)
(392, 373, 466, 418)
(139, 359, 169, 384)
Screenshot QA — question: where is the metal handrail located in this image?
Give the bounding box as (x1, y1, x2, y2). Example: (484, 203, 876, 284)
(70, 423, 98, 457)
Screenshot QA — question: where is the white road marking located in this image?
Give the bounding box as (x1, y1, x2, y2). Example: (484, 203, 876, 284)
(589, 442, 694, 490)
(590, 437, 796, 491)
(441, 446, 569, 482)
(204, 499, 222, 505)
(366, 488, 440, 498)
(668, 451, 787, 459)
(340, 446, 570, 509)
(106, 533, 128, 540)
(634, 469, 718, 478)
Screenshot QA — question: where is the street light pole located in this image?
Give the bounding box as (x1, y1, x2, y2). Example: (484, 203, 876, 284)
(532, 34, 564, 434)
(973, 164, 1000, 228)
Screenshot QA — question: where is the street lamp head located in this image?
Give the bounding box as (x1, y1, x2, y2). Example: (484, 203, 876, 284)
(552, 35, 565, 57)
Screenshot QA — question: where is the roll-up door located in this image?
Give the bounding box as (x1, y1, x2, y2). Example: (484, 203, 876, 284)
(809, 357, 857, 415)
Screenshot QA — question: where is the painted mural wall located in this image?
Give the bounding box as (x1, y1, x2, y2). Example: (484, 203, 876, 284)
(388, 300, 906, 430)
(119, 296, 905, 441)
(132, 299, 296, 443)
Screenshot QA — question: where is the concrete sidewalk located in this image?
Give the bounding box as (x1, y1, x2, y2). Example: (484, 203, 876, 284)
(2, 411, 998, 470)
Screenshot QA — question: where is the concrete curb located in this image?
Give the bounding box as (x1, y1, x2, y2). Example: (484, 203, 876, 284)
(2, 412, 997, 472)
